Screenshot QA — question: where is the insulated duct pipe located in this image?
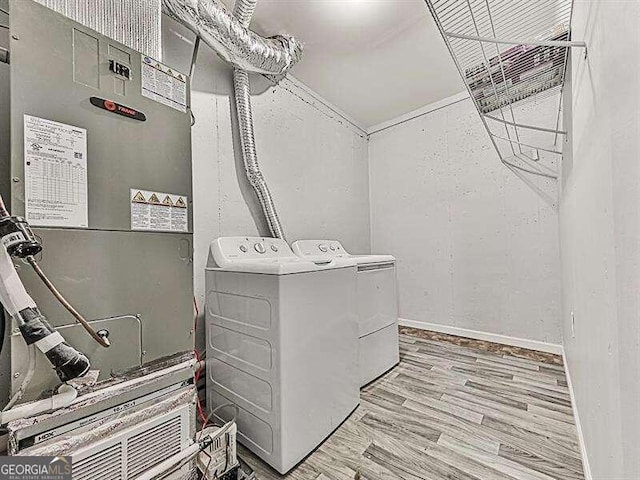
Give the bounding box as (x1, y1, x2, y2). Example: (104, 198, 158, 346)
(163, 0, 301, 239)
(162, 0, 303, 75)
(231, 0, 256, 26)
(232, 0, 286, 239)
(233, 69, 285, 239)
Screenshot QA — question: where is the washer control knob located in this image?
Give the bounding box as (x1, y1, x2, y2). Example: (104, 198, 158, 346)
(330, 245, 336, 251)
(239, 245, 248, 253)
(271, 245, 279, 252)
(254, 243, 266, 254)
(318, 244, 329, 253)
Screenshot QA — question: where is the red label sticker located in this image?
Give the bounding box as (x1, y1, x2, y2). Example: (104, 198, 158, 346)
(90, 97, 146, 121)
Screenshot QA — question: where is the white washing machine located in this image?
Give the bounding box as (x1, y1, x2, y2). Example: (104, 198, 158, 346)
(205, 237, 359, 474)
(292, 240, 399, 387)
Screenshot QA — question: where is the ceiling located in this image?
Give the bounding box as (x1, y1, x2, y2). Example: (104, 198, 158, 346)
(228, 0, 465, 129)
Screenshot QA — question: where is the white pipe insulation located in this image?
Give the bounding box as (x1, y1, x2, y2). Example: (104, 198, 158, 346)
(1, 384, 77, 425)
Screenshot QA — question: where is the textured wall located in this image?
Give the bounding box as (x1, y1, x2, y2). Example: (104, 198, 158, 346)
(369, 96, 561, 344)
(560, 1, 640, 477)
(162, 17, 371, 351)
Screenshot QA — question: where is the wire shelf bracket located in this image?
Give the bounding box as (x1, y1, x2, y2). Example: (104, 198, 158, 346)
(444, 31, 587, 51)
(425, 0, 586, 182)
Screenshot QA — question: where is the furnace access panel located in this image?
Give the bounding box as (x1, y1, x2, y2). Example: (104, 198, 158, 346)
(6, 0, 193, 400)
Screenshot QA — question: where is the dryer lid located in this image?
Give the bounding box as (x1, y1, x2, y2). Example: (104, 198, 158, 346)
(291, 240, 395, 266)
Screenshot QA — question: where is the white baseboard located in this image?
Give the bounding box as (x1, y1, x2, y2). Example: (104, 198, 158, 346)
(398, 318, 589, 475)
(562, 348, 592, 480)
(398, 318, 563, 355)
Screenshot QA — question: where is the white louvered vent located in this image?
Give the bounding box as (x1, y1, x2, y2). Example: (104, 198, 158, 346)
(126, 417, 182, 478)
(33, 0, 161, 58)
(63, 403, 192, 480)
(73, 444, 123, 480)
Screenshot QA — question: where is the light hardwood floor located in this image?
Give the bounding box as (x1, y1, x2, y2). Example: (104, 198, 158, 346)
(239, 329, 584, 480)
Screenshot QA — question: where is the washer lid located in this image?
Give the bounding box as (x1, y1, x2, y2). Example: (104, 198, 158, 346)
(207, 237, 357, 274)
(291, 240, 395, 266)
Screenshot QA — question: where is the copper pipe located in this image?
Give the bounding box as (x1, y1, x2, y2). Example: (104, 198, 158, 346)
(26, 256, 110, 348)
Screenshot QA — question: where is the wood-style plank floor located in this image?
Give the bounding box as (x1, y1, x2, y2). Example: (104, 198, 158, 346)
(239, 329, 584, 480)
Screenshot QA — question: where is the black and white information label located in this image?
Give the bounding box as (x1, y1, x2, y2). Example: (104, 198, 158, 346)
(130, 189, 188, 232)
(24, 115, 88, 228)
(141, 55, 187, 113)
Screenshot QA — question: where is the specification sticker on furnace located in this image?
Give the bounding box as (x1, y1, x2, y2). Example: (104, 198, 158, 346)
(141, 56, 187, 113)
(130, 189, 188, 232)
(24, 115, 88, 228)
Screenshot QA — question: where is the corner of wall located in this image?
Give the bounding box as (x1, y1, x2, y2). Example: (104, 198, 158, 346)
(562, 346, 593, 480)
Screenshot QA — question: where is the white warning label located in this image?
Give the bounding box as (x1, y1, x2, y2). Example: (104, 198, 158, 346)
(130, 189, 188, 232)
(141, 55, 187, 113)
(24, 115, 88, 228)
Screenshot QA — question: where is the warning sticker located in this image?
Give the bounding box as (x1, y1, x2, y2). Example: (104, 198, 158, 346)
(130, 189, 188, 232)
(141, 56, 187, 113)
(23, 115, 88, 228)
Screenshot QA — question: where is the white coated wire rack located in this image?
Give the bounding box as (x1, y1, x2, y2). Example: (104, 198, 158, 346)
(425, 0, 586, 181)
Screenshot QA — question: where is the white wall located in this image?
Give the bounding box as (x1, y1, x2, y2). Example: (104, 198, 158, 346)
(162, 17, 371, 350)
(369, 96, 561, 345)
(560, 1, 640, 478)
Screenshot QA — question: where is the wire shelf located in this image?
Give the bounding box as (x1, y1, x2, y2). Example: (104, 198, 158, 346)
(425, 0, 585, 182)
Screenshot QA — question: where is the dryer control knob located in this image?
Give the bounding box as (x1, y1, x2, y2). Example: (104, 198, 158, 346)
(318, 244, 329, 252)
(239, 245, 248, 253)
(254, 243, 266, 254)
(330, 245, 336, 251)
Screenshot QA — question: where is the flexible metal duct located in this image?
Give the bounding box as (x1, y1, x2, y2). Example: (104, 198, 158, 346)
(231, 0, 286, 239)
(232, 0, 257, 27)
(233, 69, 285, 239)
(162, 0, 303, 75)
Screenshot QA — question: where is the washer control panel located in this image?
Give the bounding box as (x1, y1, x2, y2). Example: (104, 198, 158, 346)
(291, 240, 349, 259)
(212, 236, 295, 264)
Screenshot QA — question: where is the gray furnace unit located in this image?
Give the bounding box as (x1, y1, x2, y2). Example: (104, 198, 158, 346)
(2, 0, 193, 401)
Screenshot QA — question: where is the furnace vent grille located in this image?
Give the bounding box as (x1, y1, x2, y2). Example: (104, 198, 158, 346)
(127, 417, 182, 478)
(73, 444, 123, 480)
(64, 404, 191, 480)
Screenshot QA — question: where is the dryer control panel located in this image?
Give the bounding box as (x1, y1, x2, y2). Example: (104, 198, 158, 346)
(211, 237, 296, 265)
(208, 237, 358, 274)
(291, 240, 349, 259)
